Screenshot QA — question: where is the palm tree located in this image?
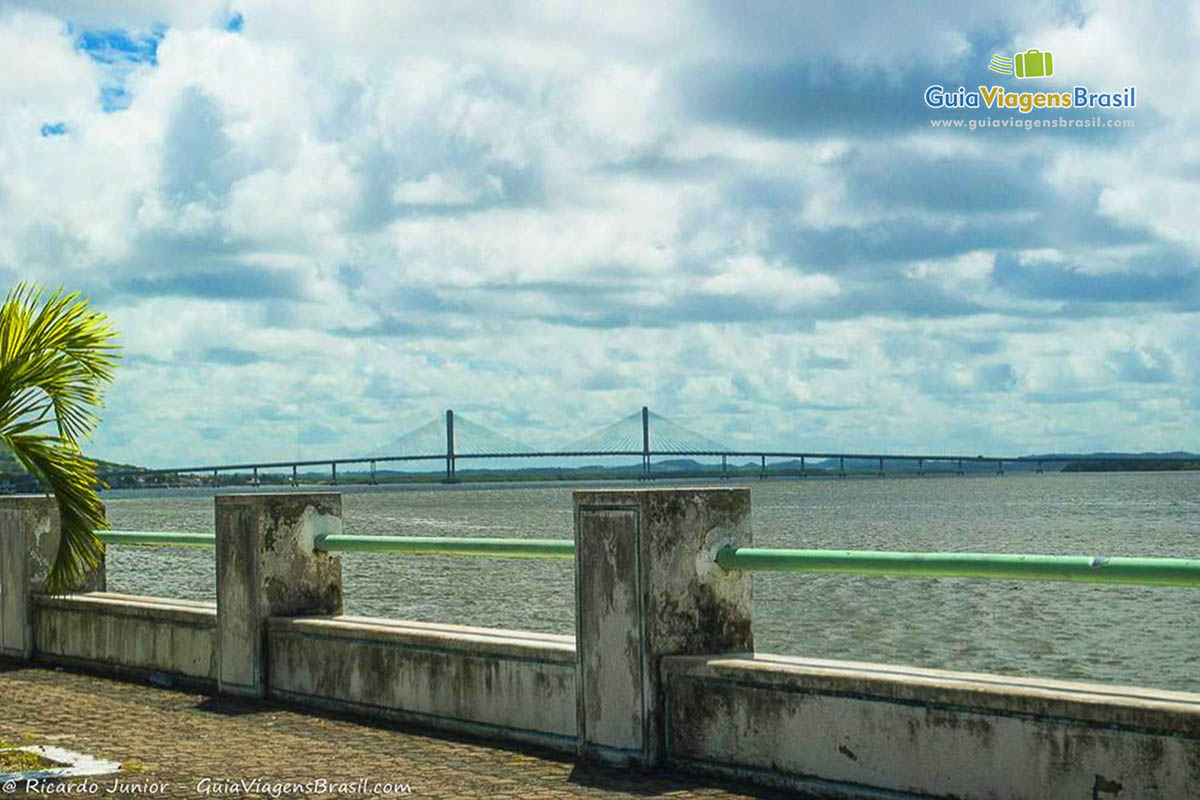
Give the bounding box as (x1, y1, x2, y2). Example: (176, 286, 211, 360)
(0, 284, 120, 591)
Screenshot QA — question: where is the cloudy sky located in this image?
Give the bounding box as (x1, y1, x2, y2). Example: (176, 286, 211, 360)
(5, 1, 1198, 467)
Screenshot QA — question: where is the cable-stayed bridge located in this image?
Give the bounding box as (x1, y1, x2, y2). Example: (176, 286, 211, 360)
(94, 407, 1197, 487)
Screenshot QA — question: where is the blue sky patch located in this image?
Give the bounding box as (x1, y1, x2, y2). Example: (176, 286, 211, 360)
(69, 22, 166, 112)
(71, 24, 165, 66)
(40, 122, 68, 137)
(226, 12, 244, 33)
(99, 86, 132, 112)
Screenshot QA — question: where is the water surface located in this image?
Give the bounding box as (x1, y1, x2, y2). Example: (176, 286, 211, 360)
(102, 472, 1200, 693)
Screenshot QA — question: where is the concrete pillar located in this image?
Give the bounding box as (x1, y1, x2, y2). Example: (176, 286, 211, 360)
(641, 406, 650, 479)
(573, 488, 753, 766)
(445, 409, 457, 484)
(215, 493, 343, 697)
(0, 495, 105, 659)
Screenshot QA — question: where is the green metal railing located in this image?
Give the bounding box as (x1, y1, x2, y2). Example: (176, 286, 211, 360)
(96, 530, 216, 548)
(94, 530, 1200, 588)
(92, 530, 573, 559)
(314, 534, 574, 559)
(714, 547, 1200, 588)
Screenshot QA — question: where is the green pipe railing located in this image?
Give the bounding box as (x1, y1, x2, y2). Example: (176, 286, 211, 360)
(96, 530, 215, 548)
(314, 534, 574, 559)
(93, 530, 573, 559)
(93, 530, 1200, 588)
(715, 547, 1200, 588)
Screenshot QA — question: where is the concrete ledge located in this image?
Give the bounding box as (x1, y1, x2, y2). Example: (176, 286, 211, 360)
(268, 616, 577, 750)
(33, 592, 217, 685)
(662, 653, 1200, 799)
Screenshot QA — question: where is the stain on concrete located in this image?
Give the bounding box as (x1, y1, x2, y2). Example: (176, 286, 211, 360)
(574, 489, 754, 766)
(1092, 773, 1123, 798)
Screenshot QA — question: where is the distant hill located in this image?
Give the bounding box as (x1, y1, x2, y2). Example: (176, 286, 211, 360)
(1061, 459, 1200, 472)
(1027, 451, 1200, 473)
(0, 446, 24, 474)
(1027, 450, 1200, 460)
(0, 445, 142, 491)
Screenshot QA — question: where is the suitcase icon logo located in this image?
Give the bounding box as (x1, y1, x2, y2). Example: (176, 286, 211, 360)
(1014, 49, 1053, 78)
(987, 49, 1054, 79)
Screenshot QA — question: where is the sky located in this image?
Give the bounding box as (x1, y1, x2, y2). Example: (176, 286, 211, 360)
(4, 1, 1198, 467)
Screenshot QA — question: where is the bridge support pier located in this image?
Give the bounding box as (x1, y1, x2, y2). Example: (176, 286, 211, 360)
(292, 464, 298, 487)
(996, 460, 1004, 476)
(331, 463, 337, 486)
(918, 458, 923, 476)
(957, 458, 964, 476)
(760, 455, 766, 480)
(721, 454, 728, 480)
(800, 455, 806, 478)
(444, 409, 458, 484)
(839, 456, 845, 478)
(252, 466, 259, 487)
(1037, 461, 1044, 474)
(370, 460, 377, 486)
(878, 456, 884, 478)
(640, 406, 651, 482)
(212, 469, 219, 488)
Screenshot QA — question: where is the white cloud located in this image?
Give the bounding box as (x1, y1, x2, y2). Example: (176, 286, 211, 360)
(699, 255, 840, 309)
(1, 1, 1196, 466)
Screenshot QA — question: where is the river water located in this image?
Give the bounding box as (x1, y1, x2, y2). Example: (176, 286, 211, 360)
(101, 472, 1200, 693)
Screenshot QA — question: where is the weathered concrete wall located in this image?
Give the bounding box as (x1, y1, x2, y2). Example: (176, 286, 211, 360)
(0, 495, 105, 659)
(215, 493, 343, 697)
(662, 653, 1200, 799)
(268, 615, 576, 750)
(34, 592, 216, 684)
(9, 488, 1200, 799)
(573, 488, 753, 765)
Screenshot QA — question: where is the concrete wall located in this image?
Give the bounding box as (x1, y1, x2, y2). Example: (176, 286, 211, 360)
(8, 491, 1200, 798)
(662, 653, 1200, 799)
(268, 615, 576, 750)
(573, 488, 753, 765)
(215, 493, 343, 697)
(0, 495, 104, 659)
(33, 592, 216, 685)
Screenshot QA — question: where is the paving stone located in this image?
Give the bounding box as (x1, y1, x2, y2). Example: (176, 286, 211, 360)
(0, 661, 801, 799)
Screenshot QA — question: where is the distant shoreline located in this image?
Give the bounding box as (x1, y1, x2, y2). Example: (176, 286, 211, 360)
(1063, 460, 1200, 472)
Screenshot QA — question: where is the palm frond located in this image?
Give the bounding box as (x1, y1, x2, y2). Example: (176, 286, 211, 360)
(0, 282, 120, 591)
(1, 431, 108, 592)
(0, 285, 119, 444)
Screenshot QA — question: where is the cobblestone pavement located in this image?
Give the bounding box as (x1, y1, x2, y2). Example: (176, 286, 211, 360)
(0, 661, 800, 799)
